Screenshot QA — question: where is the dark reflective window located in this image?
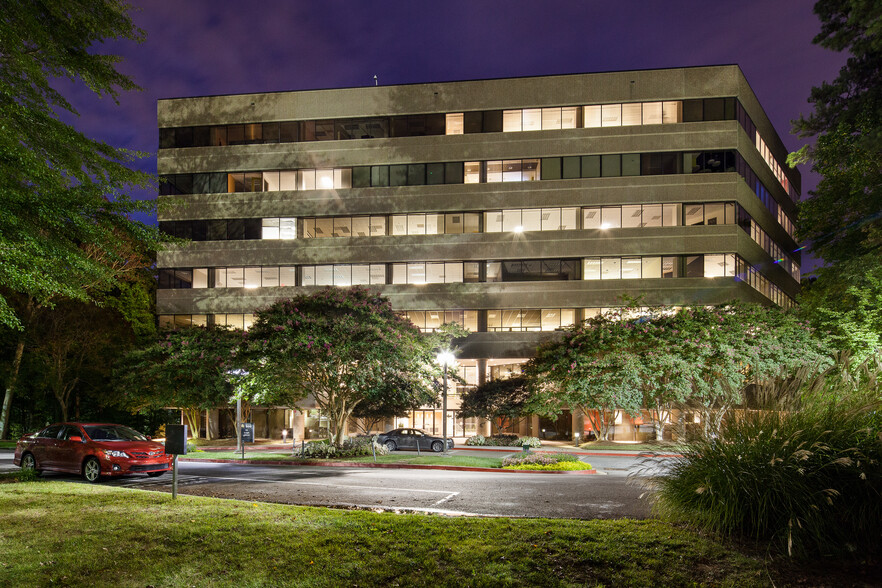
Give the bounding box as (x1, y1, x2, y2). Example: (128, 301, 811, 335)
(407, 164, 426, 185)
(482, 110, 503, 132)
(262, 123, 280, 143)
(601, 154, 621, 177)
(682, 99, 703, 122)
(207, 220, 227, 240)
(426, 163, 444, 185)
(444, 162, 463, 184)
(463, 111, 483, 134)
(244, 218, 261, 240)
(686, 255, 704, 277)
(352, 167, 371, 188)
(159, 128, 175, 149)
(279, 121, 298, 142)
(314, 120, 334, 140)
(210, 126, 227, 146)
(562, 156, 580, 179)
(581, 155, 600, 178)
(227, 219, 245, 240)
(371, 165, 389, 187)
(176, 127, 194, 148)
(390, 165, 408, 186)
(540, 158, 561, 180)
(193, 126, 210, 147)
(227, 125, 245, 145)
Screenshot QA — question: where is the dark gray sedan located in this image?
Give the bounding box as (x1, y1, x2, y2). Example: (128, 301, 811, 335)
(376, 428, 454, 452)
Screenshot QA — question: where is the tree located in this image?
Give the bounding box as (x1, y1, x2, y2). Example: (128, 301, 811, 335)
(798, 261, 882, 364)
(525, 308, 647, 441)
(115, 326, 245, 438)
(350, 376, 436, 435)
(0, 1, 163, 438)
(459, 376, 532, 434)
(29, 300, 130, 422)
(672, 304, 831, 436)
(245, 288, 462, 446)
(789, 2, 882, 359)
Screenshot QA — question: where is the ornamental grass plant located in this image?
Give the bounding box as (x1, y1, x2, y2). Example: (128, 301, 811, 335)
(650, 358, 882, 556)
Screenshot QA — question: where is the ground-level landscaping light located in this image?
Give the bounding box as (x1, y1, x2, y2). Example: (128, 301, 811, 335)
(436, 350, 456, 453)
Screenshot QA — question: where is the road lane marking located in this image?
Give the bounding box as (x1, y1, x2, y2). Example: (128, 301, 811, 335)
(431, 492, 459, 506)
(184, 473, 459, 496)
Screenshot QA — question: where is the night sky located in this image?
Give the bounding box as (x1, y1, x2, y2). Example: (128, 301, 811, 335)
(65, 0, 847, 271)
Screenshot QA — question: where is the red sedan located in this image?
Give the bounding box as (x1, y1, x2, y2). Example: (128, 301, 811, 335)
(14, 422, 173, 483)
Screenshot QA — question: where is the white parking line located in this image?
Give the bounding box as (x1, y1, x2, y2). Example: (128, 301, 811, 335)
(191, 473, 459, 498)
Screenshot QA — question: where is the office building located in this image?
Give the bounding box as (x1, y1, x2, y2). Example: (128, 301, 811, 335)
(156, 66, 800, 439)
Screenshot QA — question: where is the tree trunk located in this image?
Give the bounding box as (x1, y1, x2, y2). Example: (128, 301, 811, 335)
(0, 299, 35, 439)
(183, 408, 201, 439)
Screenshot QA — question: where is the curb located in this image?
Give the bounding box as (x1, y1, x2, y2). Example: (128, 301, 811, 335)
(178, 457, 598, 474)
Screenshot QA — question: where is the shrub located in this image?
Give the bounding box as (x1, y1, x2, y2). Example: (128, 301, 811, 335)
(465, 434, 486, 446)
(16, 468, 41, 483)
(516, 436, 542, 448)
(505, 461, 593, 471)
(502, 452, 590, 471)
(502, 452, 583, 467)
(652, 388, 882, 556)
(300, 436, 389, 459)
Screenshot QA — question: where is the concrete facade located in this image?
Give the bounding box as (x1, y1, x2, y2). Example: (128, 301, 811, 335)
(157, 67, 800, 439)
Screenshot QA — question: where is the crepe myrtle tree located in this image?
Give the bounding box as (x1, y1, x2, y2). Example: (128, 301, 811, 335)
(458, 376, 532, 435)
(350, 376, 438, 436)
(670, 303, 832, 437)
(115, 326, 246, 439)
(245, 288, 466, 446)
(524, 308, 647, 441)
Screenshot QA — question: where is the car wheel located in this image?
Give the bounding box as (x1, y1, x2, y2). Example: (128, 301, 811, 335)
(431, 440, 444, 453)
(384, 440, 396, 451)
(21, 453, 40, 474)
(147, 471, 165, 478)
(82, 457, 102, 483)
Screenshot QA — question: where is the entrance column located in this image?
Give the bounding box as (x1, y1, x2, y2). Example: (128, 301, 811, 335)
(571, 408, 585, 444)
(291, 409, 305, 441)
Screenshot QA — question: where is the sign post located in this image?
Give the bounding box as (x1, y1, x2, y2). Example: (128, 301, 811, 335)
(240, 422, 254, 460)
(164, 424, 188, 499)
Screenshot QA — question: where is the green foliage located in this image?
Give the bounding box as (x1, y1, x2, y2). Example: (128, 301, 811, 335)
(246, 288, 462, 446)
(799, 258, 882, 362)
(652, 356, 882, 556)
(502, 452, 590, 470)
(525, 303, 830, 439)
(114, 326, 245, 432)
(300, 436, 390, 459)
(790, 3, 882, 360)
(458, 376, 531, 432)
(0, 484, 785, 587)
(0, 0, 163, 329)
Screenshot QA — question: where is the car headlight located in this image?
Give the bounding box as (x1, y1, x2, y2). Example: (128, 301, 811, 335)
(103, 449, 129, 458)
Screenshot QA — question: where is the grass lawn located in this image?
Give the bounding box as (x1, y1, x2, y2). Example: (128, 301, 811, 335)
(0, 441, 16, 449)
(184, 450, 504, 468)
(0, 480, 775, 587)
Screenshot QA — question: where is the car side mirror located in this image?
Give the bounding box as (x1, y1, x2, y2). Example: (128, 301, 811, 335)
(69, 436, 82, 443)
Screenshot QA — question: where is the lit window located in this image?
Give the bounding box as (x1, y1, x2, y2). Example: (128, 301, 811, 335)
(601, 104, 622, 127)
(503, 110, 522, 132)
(445, 113, 464, 135)
(522, 108, 541, 131)
(583, 105, 602, 128)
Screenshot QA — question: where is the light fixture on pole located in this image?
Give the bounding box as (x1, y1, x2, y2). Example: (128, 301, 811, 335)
(436, 350, 456, 453)
(227, 369, 249, 453)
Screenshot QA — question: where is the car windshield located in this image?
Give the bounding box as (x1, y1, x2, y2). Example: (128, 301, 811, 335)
(83, 425, 147, 442)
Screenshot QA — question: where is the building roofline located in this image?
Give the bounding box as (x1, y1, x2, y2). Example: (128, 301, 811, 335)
(156, 64, 744, 103)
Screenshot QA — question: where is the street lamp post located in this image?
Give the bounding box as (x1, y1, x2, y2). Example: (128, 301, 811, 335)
(436, 350, 455, 453)
(227, 369, 248, 453)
